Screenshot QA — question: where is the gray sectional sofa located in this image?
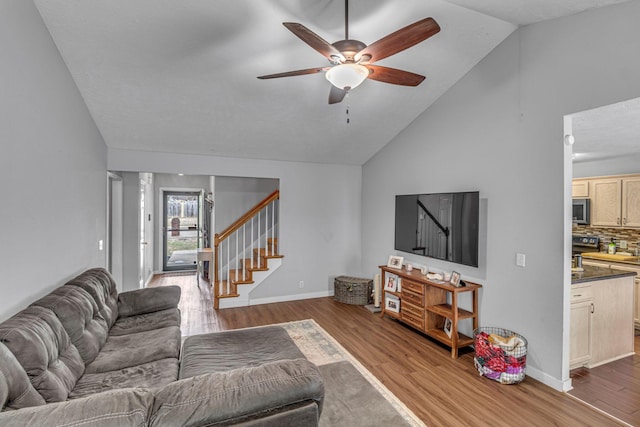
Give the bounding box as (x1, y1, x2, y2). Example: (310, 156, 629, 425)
(0, 268, 324, 426)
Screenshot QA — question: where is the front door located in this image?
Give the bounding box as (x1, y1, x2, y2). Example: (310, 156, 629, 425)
(163, 191, 200, 271)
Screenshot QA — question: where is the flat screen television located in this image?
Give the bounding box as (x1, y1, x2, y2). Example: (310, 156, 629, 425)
(395, 191, 479, 267)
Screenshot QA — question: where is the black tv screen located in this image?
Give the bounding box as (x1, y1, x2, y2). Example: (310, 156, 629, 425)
(395, 192, 479, 267)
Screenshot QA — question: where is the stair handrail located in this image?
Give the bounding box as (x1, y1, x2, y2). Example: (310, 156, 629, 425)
(214, 190, 279, 244)
(213, 190, 279, 309)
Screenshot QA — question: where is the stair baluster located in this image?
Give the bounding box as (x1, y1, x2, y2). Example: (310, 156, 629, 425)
(213, 190, 282, 309)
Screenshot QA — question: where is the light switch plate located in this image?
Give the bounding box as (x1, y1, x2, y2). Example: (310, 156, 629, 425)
(516, 253, 526, 267)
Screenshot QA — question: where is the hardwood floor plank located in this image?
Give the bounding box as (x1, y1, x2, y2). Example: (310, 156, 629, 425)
(150, 273, 624, 426)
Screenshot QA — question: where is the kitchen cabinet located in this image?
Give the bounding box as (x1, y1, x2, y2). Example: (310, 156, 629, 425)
(591, 178, 622, 226)
(570, 284, 593, 369)
(622, 176, 640, 227)
(570, 267, 635, 368)
(572, 179, 589, 198)
(588, 175, 640, 228)
(589, 276, 635, 367)
(583, 260, 640, 328)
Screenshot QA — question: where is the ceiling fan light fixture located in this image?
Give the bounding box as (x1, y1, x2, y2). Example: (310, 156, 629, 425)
(325, 64, 369, 91)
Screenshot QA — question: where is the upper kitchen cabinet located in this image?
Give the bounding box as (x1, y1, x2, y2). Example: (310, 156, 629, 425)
(591, 178, 622, 226)
(589, 175, 640, 227)
(622, 176, 640, 227)
(572, 179, 590, 198)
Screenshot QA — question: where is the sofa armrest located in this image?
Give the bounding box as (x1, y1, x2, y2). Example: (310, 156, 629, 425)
(0, 388, 154, 427)
(150, 358, 324, 427)
(117, 286, 181, 318)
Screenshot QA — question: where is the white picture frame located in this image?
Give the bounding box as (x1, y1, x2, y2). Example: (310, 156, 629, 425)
(443, 318, 453, 338)
(385, 294, 400, 313)
(450, 271, 461, 287)
(384, 274, 398, 292)
(387, 255, 404, 270)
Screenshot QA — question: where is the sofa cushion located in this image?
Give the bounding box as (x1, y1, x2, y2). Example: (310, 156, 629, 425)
(85, 326, 181, 374)
(31, 285, 109, 365)
(117, 286, 181, 318)
(109, 308, 181, 337)
(66, 268, 119, 327)
(0, 306, 84, 403)
(179, 325, 305, 379)
(0, 388, 154, 427)
(150, 359, 324, 427)
(69, 358, 179, 400)
(0, 342, 46, 411)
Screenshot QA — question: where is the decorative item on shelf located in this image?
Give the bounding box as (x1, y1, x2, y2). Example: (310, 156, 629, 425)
(449, 271, 461, 287)
(420, 266, 428, 275)
(473, 327, 527, 385)
(426, 272, 444, 283)
(406, 263, 413, 272)
(443, 318, 453, 338)
(387, 255, 404, 269)
(384, 273, 399, 292)
(385, 294, 400, 313)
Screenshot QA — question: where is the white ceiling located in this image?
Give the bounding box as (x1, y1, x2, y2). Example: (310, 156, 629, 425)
(34, 0, 630, 165)
(571, 97, 640, 163)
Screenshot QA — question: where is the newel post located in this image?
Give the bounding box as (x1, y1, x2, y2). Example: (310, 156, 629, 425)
(213, 233, 220, 310)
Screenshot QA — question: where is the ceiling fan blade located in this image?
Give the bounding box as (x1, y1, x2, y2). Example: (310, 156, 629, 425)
(328, 85, 347, 104)
(366, 65, 425, 86)
(257, 67, 329, 80)
(283, 22, 345, 62)
(356, 17, 440, 64)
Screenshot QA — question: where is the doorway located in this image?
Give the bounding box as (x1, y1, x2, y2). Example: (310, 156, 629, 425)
(163, 191, 201, 271)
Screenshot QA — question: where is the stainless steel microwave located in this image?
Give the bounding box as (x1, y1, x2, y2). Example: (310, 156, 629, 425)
(572, 198, 590, 225)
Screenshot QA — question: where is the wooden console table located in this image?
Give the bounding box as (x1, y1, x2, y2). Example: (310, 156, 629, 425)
(380, 265, 481, 358)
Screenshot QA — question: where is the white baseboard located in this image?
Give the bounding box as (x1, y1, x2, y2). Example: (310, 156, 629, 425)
(524, 365, 569, 392)
(249, 290, 333, 306)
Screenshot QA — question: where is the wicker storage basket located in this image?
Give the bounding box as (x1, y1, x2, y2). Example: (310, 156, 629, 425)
(334, 276, 373, 305)
(474, 327, 527, 384)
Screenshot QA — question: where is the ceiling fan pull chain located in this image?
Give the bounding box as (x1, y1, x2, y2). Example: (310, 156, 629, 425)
(346, 93, 350, 124)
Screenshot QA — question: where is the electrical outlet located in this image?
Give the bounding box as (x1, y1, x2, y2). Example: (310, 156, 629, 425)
(98, 240, 104, 251)
(299, 280, 304, 289)
(620, 240, 628, 249)
(516, 253, 526, 267)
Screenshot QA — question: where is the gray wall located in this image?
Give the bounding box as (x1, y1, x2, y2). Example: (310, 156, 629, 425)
(215, 176, 279, 233)
(574, 153, 640, 178)
(0, 1, 107, 320)
(108, 149, 362, 302)
(362, 1, 640, 390)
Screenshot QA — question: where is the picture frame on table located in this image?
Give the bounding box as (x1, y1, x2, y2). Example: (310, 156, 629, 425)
(443, 318, 453, 338)
(385, 294, 400, 313)
(384, 274, 398, 292)
(449, 271, 461, 287)
(387, 255, 404, 270)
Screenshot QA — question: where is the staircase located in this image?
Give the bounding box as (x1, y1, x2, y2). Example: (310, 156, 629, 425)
(213, 190, 283, 309)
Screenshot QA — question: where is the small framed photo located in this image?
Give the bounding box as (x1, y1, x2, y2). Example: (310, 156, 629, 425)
(449, 271, 461, 287)
(443, 318, 452, 338)
(387, 255, 404, 270)
(385, 294, 400, 313)
(384, 274, 398, 292)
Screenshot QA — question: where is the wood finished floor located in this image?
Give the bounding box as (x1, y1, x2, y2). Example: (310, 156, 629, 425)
(150, 272, 626, 426)
(569, 336, 640, 426)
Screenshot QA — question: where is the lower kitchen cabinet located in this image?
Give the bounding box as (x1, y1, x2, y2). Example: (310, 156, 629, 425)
(583, 260, 640, 328)
(570, 274, 635, 369)
(570, 285, 593, 369)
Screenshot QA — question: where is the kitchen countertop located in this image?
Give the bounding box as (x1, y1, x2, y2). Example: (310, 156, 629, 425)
(581, 252, 640, 266)
(572, 264, 637, 284)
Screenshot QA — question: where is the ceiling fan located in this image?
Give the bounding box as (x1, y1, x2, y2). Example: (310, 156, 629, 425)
(257, 0, 440, 104)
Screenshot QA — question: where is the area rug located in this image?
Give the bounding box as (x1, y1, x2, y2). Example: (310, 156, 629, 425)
(276, 319, 425, 427)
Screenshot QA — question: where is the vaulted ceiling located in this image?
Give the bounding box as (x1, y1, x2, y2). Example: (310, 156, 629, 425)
(34, 0, 630, 165)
